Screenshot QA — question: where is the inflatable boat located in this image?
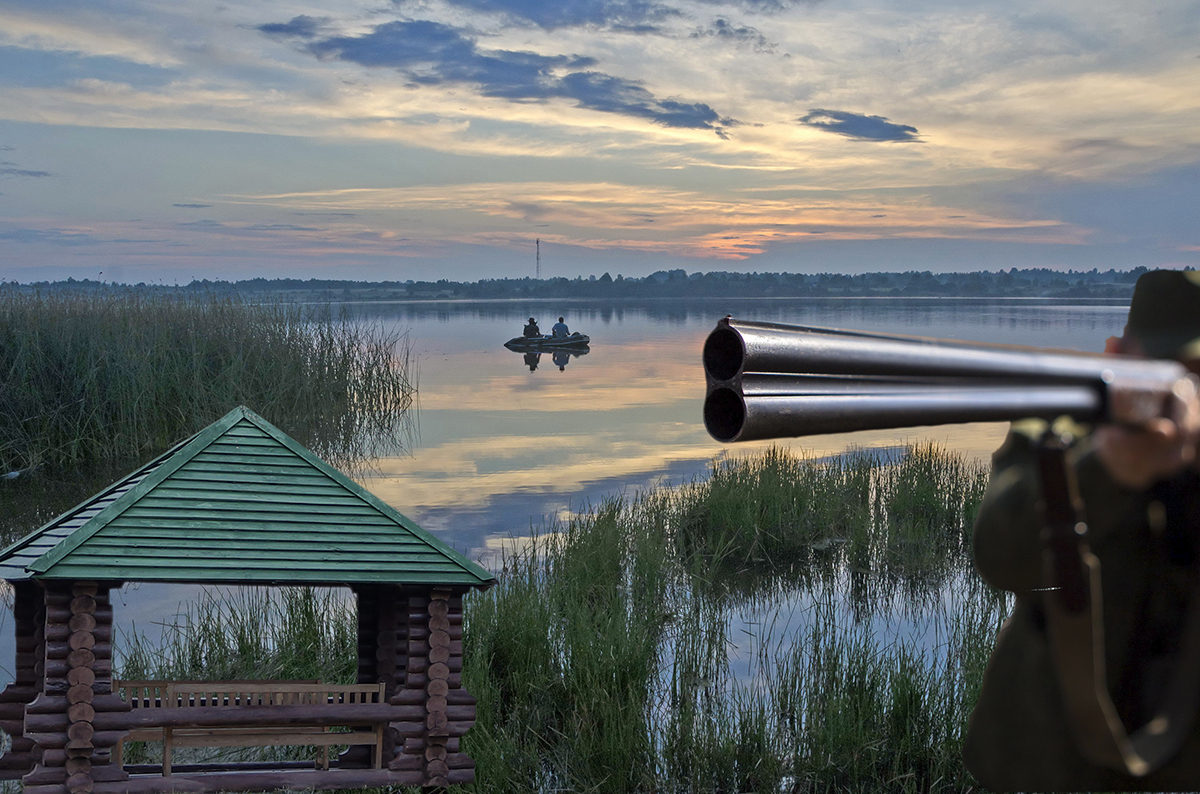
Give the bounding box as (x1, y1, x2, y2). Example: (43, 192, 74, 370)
(504, 333, 590, 351)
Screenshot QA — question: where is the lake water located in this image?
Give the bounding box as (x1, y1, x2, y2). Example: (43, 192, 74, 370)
(0, 297, 1131, 682)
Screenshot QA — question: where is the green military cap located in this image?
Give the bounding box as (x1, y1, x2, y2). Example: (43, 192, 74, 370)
(1126, 269, 1200, 360)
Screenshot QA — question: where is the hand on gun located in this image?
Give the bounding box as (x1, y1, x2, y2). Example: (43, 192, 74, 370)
(1094, 367, 1200, 490)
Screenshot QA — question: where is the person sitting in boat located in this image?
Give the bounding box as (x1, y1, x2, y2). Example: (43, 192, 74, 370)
(552, 317, 569, 338)
(523, 317, 540, 338)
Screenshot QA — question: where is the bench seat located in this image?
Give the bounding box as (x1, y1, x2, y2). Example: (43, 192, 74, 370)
(113, 680, 387, 775)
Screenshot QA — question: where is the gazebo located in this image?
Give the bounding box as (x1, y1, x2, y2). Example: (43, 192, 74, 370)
(0, 406, 495, 794)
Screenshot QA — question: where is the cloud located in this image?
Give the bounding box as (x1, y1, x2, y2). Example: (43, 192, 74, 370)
(296, 20, 735, 134)
(504, 200, 551, 221)
(799, 109, 920, 142)
(257, 15, 328, 40)
(178, 219, 323, 236)
(557, 71, 736, 131)
(412, 0, 677, 31)
(172, 203, 212, 208)
(0, 167, 53, 178)
(243, 223, 321, 231)
(691, 19, 775, 53)
(428, 0, 818, 29)
(0, 228, 98, 245)
(0, 10, 182, 67)
(306, 21, 591, 77)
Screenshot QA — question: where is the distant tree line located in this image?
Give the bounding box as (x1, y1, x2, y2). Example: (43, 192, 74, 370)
(11, 266, 1183, 301)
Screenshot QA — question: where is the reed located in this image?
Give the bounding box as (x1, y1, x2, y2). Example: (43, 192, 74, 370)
(0, 288, 416, 473)
(461, 444, 1002, 792)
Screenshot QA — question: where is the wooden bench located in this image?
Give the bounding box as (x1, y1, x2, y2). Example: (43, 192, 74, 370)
(113, 680, 387, 775)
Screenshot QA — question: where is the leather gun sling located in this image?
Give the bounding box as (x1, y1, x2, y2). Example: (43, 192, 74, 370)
(1038, 435, 1200, 776)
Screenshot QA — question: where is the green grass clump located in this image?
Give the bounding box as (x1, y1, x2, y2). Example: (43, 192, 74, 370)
(461, 445, 1004, 792)
(0, 288, 415, 473)
(676, 447, 874, 573)
(767, 591, 1002, 794)
(675, 445, 989, 610)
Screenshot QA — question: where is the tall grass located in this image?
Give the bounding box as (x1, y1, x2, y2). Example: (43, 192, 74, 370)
(117, 445, 1009, 793)
(0, 288, 416, 473)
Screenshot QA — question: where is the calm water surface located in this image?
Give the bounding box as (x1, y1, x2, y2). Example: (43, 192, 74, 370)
(0, 297, 1131, 681)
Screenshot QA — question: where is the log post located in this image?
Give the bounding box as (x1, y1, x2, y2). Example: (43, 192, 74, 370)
(79, 583, 129, 783)
(388, 587, 476, 787)
(341, 585, 378, 768)
(342, 584, 407, 768)
(23, 582, 129, 794)
(23, 582, 73, 794)
(375, 584, 406, 769)
(0, 581, 42, 778)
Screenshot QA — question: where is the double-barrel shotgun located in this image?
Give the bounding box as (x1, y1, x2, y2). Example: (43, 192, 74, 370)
(701, 317, 1196, 443)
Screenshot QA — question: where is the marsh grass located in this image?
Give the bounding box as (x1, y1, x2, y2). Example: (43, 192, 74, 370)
(463, 500, 670, 792)
(118, 445, 1008, 792)
(0, 288, 416, 474)
(675, 445, 989, 612)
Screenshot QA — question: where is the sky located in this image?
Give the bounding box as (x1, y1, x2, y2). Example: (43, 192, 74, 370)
(0, 0, 1198, 283)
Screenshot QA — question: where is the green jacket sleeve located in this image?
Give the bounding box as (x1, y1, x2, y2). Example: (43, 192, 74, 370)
(973, 419, 1144, 594)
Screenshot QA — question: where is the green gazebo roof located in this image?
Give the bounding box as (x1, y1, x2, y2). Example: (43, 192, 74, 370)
(0, 407, 495, 587)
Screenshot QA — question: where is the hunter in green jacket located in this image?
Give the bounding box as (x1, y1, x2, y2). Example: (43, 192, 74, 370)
(963, 270, 1200, 792)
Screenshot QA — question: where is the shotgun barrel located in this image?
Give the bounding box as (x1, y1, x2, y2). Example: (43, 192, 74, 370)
(702, 318, 1192, 443)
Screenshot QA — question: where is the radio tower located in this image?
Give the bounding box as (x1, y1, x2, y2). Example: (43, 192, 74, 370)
(536, 238, 541, 279)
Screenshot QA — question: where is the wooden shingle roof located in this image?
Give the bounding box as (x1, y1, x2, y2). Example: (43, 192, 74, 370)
(0, 407, 494, 587)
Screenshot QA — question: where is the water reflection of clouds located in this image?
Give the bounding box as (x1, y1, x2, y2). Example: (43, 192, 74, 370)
(420, 342, 699, 411)
(369, 302, 1023, 540)
(366, 422, 1008, 517)
(366, 424, 709, 513)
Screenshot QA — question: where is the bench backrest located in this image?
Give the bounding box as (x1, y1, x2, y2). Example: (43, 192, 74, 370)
(114, 680, 386, 708)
